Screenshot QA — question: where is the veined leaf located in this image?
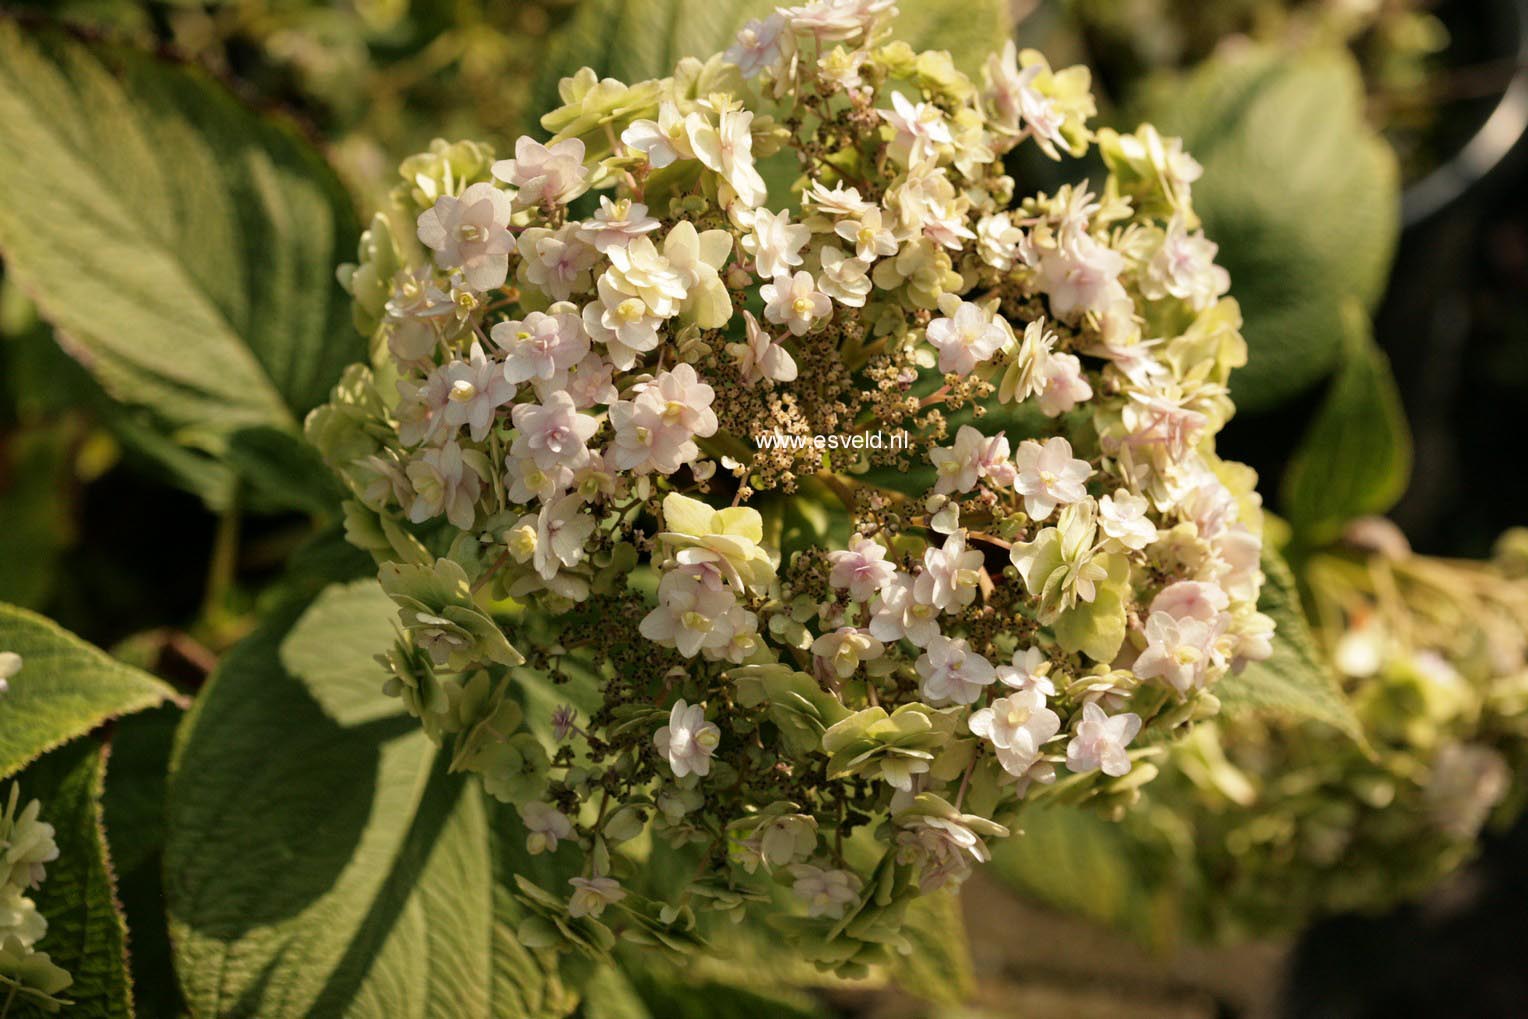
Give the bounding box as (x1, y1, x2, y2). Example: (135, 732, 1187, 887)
(896, 889, 973, 1006)
(990, 801, 1180, 951)
(1281, 302, 1411, 546)
(279, 579, 405, 727)
(0, 602, 179, 781)
(0, 20, 361, 505)
(1215, 548, 1362, 742)
(10, 739, 133, 1019)
(100, 707, 186, 1019)
(164, 601, 571, 1019)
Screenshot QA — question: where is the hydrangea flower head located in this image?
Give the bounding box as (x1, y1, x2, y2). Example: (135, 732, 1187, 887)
(316, 3, 1272, 973)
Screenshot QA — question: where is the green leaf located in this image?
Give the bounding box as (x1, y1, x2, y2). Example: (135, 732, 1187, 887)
(613, 956, 827, 1019)
(895, 889, 973, 1006)
(578, 966, 652, 1019)
(100, 707, 186, 1019)
(990, 801, 1180, 951)
(1138, 47, 1400, 411)
(0, 21, 361, 476)
(165, 601, 571, 1019)
(0, 602, 179, 781)
(1281, 301, 1411, 545)
(887, 1, 1015, 75)
(10, 738, 133, 1019)
(533, 0, 1011, 125)
(1215, 548, 1362, 742)
(224, 426, 346, 517)
(279, 579, 405, 727)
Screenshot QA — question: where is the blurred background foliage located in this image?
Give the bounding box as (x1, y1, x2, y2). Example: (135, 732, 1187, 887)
(1, 0, 1526, 1016)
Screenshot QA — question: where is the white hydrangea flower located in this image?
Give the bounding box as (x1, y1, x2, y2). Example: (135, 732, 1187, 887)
(1035, 350, 1093, 417)
(578, 196, 660, 254)
(1133, 611, 1228, 694)
(406, 441, 482, 530)
(438, 341, 515, 442)
(1012, 437, 1092, 521)
(415, 182, 515, 292)
(998, 317, 1057, 405)
(789, 864, 862, 919)
(1065, 702, 1141, 777)
(728, 310, 798, 385)
(916, 635, 997, 706)
(1098, 489, 1158, 551)
(913, 531, 985, 612)
(743, 207, 811, 278)
(783, 0, 894, 43)
(804, 179, 873, 217)
(621, 101, 692, 168)
(727, 13, 792, 78)
(493, 136, 590, 208)
(517, 224, 598, 301)
(816, 246, 873, 308)
(761, 270, 832, 336)
(1142, 215, 1230, 311)
(996, 646, 1057, 695)
(567, 876, 625, 918)
(640, 573, 737, 658)
(0, 882, 45, 946)
(686, 107, 767, 208)
(879, 90, 953, 166)
(811, 627, 885, 679)
(926, 298, 1009, 375)
(653, 699, 722, 778)
(1151, 580, 1230, 623)
(834, 206, 898, 261)
(604, 236, 689, 318)
(868, 574, 942, 647)
(976, 211, 1027, 271)
(502, 454, 572, 505)
(1037, 228, 1128, 321)
(0, 786, 59, 892)
(984, 41, 1068, 158)
(518, 801, 574, 855)
(827, 533, 897, 602)
(930, 424, 1013, 495)
(969, 688, 1060, 778)
(531, 494, 596, 581)
(896, 813, 989, 892)
(492, 308, 590, 390)
(509, 392, 598, 471)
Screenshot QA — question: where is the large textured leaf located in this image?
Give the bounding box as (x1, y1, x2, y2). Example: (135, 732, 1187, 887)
(100, 707, 186, 1019)
(532, 0, 1011, 122)
(0, 603, 179, 780)
(164, 601, 570, 1019)
(1138, 48, 1399, 411)
(279, 579, 405, 727)
(0, 21, 360, 475)
(1281, 302, 1411, 546)
(1215, 548, 1362, 742)
(10, 739, 133, 1019)
(990, 802, 1179, 951)
(895, 889, 973, 1006)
